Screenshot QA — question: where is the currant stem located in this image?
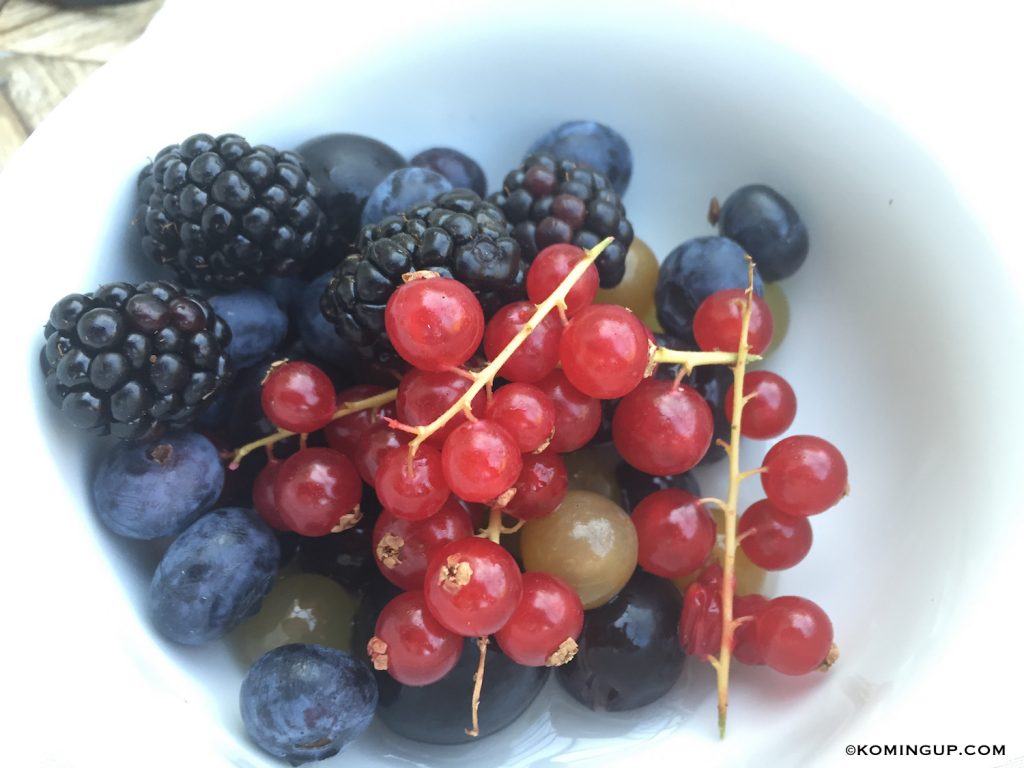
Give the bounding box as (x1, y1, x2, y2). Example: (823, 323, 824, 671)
(227, 389, 398, 469)
(406, 237, 614, 453)
(645, 346, 759, 378)
(465, 636, 490, 738)
(716, 257, 757, 740)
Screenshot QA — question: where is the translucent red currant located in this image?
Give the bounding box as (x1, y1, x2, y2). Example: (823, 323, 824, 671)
(505, 450, 569, 521)
(274, 448, 362, 536)
(396, 368, 486, 448)
(738, 498, 813, 570)
(441, 420, 523, 503)
(260, 361, 336, 433)
(371, 499, 474, 591)
(369, 591, 463, 686)
(374, 445, 450, 521)
(252, 459, 287, 531)
(761, 435, 848, 516)
(484, 302, 562, 384)
(534, 370, 602, 453)
(385, 276, 484, 371)
(692, 288, 773, 355)
(724, 370, 797, 439)
(484, 383, 556, 453)
(354, 422, 411, 486)
(324, 384, 394, 456)
(559, 304, 650, 399)
(495, 572, 584, 667)
(632, 489, 716, 579)
(525, 243, 599, 316)
(755, 596, 833, 675)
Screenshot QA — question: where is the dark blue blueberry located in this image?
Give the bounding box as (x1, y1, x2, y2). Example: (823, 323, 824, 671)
(527, 120, 633, 195)
(616, 461, 702, 513)
(718, 184, 809, 281)
(208, 289, 287, 369)
(93, 431, 223, 539)
(196, 392, 229, 428)
(296, 133, 406, 247)
(360, 167, 452, 227)
(410, 147, 487, 197)
(557, 570, 685, 711)
(240, 644, 377, 765)
(654, 236, 764, 341)
(300, 272, 358, 368)
(149, 507, 278, 645)
(261, 275, 308, 314)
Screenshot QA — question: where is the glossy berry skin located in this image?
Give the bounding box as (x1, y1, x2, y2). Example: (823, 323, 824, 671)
(616, 461, 701, 514)
(559, 304, 650, 399)
(725, 370, 797, 439)
(374, 445, 449, 521)
(613, 379, 713, 475)
(557, 571, 685, 711)
(260, 361, 336, 433)
(274, 448, 362, 536)
(527, 120, 632, 196)
(505, 450, 569, 520)
(495, 572, 584, 667)
(92, 431, 224, 539)
(655, 236, 764, 341)
(240, 643, 377, 765)
(360, 167, 453, 227)
(369, 591, 463, 686)
(761, 435, 848, 516)
(297, 272, 359, 367)
(354, 423, 411, 486)
(385, 277, 484, 371)
(535, 370, 602, 453)
(423, 537, 523, 636)
(525, 243, 599, 316)
(396, 368, 486, 447)
(738, 498, 813, 570)
(693, 288, 774, 355)
(441, 420, 523, 503)
(679, 564, 722, 659)
(296, 486, 379, 590)
(718, 184, 809, 282)
(410, 147, 487, 197)
(252, 459, 287, 531)
(149, 508, 278, 645)
(485, 383, 556, 453)
(324, 384, 395, 457)
(632, 489, 716, 579)
(732, 594, 769, 666)
(372, 499, 473, 591)
(484, 302, 562, 384)
(208, 289, 287, 369)
(755, 596, 833, 675)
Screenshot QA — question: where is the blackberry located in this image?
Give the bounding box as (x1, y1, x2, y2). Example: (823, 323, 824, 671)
(137, 133, 327, 290)
(41, 281, 233, 440)
(320, 188, 524, 365)
(489, 152, 633, 288)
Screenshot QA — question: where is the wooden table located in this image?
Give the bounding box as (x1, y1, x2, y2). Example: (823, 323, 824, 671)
(0, 0, 163, 169)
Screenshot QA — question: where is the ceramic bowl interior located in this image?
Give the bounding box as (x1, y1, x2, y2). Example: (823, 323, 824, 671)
(8, 3, 1020, 766)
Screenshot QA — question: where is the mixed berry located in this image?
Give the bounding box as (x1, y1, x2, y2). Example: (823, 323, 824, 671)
(38, 120, 849, 764)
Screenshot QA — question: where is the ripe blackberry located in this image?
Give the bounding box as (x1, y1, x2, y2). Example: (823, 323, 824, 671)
(320, 189, 524, 364)
(490, 152, 633, 288)
(137, 133, 327, 290)
(41, 281, 233, 440)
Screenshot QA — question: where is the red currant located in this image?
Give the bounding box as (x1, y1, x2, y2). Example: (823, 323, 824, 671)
(423, 537, 523, 636)
(692, 289, 773, 355)
(485, 383, 556, 453)
(738, 498, 813, 570)
(755, 596, 833, 675)
(396, 368, 486, 448)
(732, 593, 768, 666)
(441, 420, 523, 502)
(371, 498, 474, 591)
(679, 564, 722, 659)
(252, 459, 287, 531)
(385, 276, 484, 371)
(495, 572, 584, 667)
(484, 302, 562, 384)
(761, 435, 848, 516)
(525, 243, 599, 316)
(613, 378, 713, 475)
(534, 370, 602, 453)
(324, 384, 394, 456)
(374, 445, 450, 521)
(505, 450, 569, 521)
(260, 361, 336, 433)
(354, 422, 411, 486)
(368, 591, 463, 686)
(559, 304, 650, 399)
(274, 448, 362, 536)
(725, 370, 797, 440)
(632, 489, 716, 579)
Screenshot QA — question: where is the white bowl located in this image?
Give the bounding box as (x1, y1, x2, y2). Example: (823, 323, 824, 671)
(4, 1, 1024, 766)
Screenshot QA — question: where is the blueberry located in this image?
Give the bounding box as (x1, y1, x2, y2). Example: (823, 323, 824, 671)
(527, 120, 633, 195)
(616, 460, 701, 513)
(557, 570, 685, 711)
(208, 289, 287, 369)
(360, 167, 452, 227)
(261, 275, 308, 314)
(409, 147, 487, 197)
(92, 431, 223, 539)
(300, 272, 357, 367)
(654, 236, 764, 341)
(240, 644, 377, 765)
(149, 507, 278, 645)
(296, 133, 405, 246)
(718, 184, 809, 281)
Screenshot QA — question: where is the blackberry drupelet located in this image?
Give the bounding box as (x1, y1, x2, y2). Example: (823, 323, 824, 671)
(41, 281, 233, 440)
(137, 133, 327, 290)
(489, 152, 633, 288)
(320, 188, 524, 365)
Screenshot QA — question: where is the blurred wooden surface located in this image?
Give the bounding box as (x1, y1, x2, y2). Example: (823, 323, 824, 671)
(0, 0, 163, 170)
